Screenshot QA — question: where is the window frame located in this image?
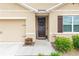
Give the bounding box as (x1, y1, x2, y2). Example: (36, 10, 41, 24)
(63, 16, 79, 33)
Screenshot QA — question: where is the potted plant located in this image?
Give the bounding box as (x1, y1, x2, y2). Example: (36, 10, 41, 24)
(24, 37, 33, 45)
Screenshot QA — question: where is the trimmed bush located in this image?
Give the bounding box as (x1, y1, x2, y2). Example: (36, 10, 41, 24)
(72, 34, 79, 48)
(54, 36, 73, 52)
(50, 51, 62, 56)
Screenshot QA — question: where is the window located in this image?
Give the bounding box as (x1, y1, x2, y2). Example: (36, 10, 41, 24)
(73, 16, 79, 32)
(63, 16, 72, 32)
(63, 16, 79, 32)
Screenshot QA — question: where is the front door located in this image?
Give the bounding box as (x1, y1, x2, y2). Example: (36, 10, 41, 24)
(36, 16, 48, 39)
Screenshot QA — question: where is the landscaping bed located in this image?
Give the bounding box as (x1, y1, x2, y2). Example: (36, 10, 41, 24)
(52, 34, 79, 56)
(63, 49, 79, 56)
(37, 34, 79, 56)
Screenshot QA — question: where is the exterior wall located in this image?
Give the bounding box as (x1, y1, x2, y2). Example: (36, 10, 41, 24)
(55, 3, 79, 10)
(0, 3, 27, 10)
(49, 13, 57, 42)
(0, 12, 36, 42)
(49, 4, 79, 42)
(0, 4, 36, 42)
(1, 3, 79, 42)
(25, 13, 36, 42)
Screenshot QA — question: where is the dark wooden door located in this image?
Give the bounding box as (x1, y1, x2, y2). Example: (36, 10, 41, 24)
(38, 16, 46, 38)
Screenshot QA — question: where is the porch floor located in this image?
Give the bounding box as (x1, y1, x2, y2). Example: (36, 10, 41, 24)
(0, 40, 55, 56)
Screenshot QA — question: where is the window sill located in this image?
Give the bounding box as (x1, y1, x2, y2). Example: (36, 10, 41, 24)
(53, 32, 79, 35)
(63, 32, 79, 34)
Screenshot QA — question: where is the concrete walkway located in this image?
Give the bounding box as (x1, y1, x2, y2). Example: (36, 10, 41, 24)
(0, 40, 55, 56)
(15, 40, 55, 56)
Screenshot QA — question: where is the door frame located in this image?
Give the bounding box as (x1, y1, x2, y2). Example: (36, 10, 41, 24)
(36, 15, 49, 39)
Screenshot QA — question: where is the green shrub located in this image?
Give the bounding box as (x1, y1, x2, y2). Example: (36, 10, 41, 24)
(54, 36, 73, 53)
(49, 51, 62, 56)
(72, 34, 79, 48)
(38, 53, 44, 56)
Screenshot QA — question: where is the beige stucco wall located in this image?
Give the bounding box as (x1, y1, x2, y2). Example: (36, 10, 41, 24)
(25, 13, 36, 42)
(0, 3, 27, 10)
(49, 3, 79, 42)
(1, 3, 79, 42)
(0, 3, 36, 42)
(55, 3, 79, 10)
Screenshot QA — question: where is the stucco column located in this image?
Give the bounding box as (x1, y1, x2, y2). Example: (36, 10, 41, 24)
(25, 13, 36, 42)
(49, 13, 57, 42)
